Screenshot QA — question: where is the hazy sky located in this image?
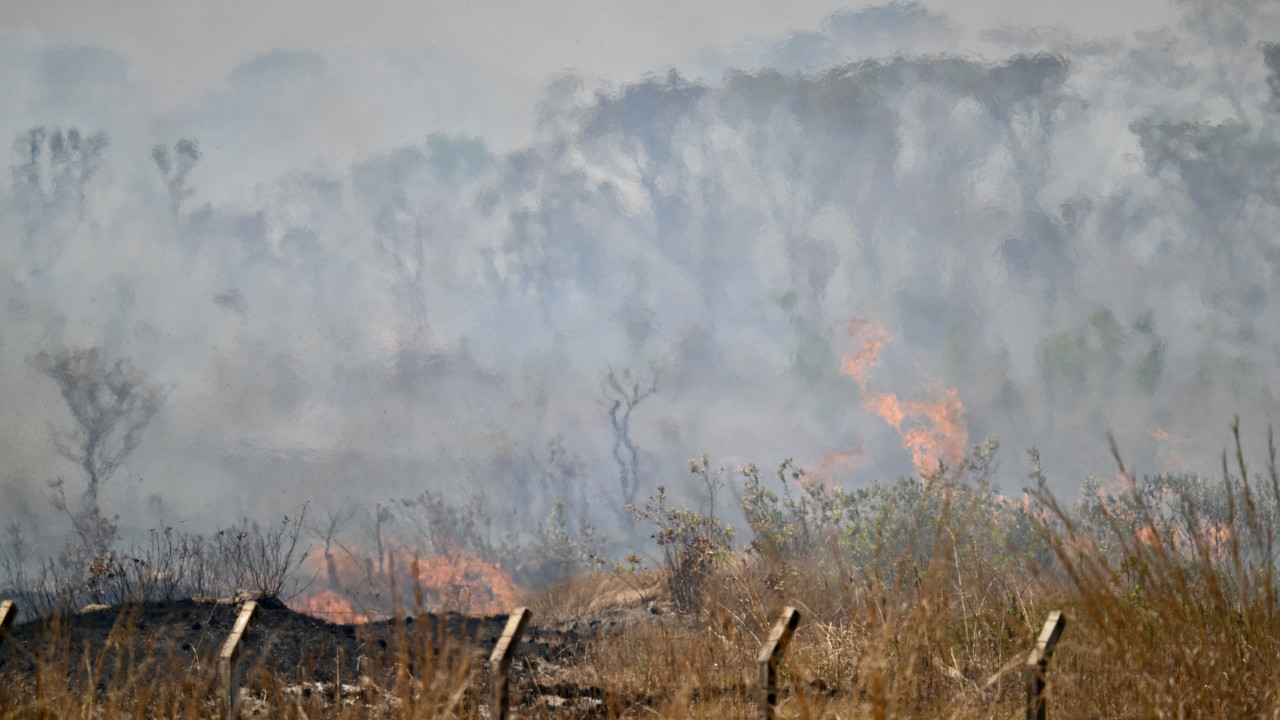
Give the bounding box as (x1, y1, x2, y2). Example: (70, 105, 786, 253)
(2, 0, 1174, 148)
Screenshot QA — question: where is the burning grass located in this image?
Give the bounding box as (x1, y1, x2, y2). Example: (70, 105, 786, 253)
(4, 426, 1280, 717)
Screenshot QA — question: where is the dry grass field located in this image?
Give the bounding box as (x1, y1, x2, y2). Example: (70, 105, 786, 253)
(3, 431, 1279, 718)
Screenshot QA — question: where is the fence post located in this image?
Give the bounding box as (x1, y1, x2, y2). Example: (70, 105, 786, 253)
(757, 606, 800, 720)
(218, 600, 261, 719)
(1025, 610, 1066, 720)
(0, 600, 16, 647)
(488, 607, 531, 720)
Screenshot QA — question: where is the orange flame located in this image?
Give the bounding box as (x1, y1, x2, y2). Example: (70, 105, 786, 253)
(294, 543, 520, 623)
(840, 319, 890, 390)
(1198, 520, 1234, 561)
(292, 589, 371, 624)
(864, 392, 904, 428)
(838, 318, 969, 477)
(1149, 425, 1192, 474)
(807, 447, 863, 489)
(409, 549, 520, 615)
(898, 388, 968, 475)
(864, 387, 968, 475)
(1135, 523, 1161, 548)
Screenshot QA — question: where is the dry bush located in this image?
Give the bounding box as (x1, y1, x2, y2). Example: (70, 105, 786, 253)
(1025, 424, 1280, 717)
(1, 504, 313, 622)
(522, 569, 666, 625)
(9, 428, 1280, 718)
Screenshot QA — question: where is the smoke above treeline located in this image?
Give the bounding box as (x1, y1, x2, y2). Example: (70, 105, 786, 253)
(1, 1, 1278, 549)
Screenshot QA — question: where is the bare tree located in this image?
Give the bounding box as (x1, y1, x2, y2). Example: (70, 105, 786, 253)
(603, 367, 657, 507)
(36, 347, 164, 510)
(318, 503, 359, 592)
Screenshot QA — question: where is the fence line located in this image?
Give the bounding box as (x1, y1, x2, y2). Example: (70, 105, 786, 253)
(1, 598, 1070, 718)
(0, 600, 16, 647)
(488, 607, 532, 720)
(1025, 610, 1067, 720)
(218, 600, 260, 720)
(758, 606, 801, 720)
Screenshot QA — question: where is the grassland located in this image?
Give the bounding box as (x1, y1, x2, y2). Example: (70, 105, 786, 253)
(3, 429, 1279, 718)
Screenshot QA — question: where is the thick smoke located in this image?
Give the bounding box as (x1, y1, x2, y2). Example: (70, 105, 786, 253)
(1, 1, 1278, 551)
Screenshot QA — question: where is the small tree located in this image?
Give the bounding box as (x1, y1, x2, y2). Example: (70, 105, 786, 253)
(603, 367, 656, 507)
(629, 483, 733, 614)
(151, 138, 201, 221)
(36, 347, 163, 510)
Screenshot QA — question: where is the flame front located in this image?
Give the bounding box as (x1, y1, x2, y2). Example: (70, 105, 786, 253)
(410, 548, 520, 615)
(840, 318, 969, 477)
(839, 319, 890, 388)
(895, 387, 968, 475)
(292, 543, 520, 623)
(294, 589, 371, 624)
(1149, 425, 1192, 474)
(808, 447, 863, 489)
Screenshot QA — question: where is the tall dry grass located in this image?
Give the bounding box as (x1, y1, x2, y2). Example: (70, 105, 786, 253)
(5, 428, 1280, 717)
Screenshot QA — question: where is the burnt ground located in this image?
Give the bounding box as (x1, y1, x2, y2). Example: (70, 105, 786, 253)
(0, 596, 660, 715)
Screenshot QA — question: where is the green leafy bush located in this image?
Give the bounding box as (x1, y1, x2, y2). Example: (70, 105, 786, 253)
(628, 459, 735, 614)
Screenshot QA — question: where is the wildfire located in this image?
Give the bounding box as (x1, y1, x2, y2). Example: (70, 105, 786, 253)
(1135, 518, 1234, 562)
(1134, 523, 1161, 548)
(839, 319, 890, 389)
(293, 589, 370, 625)
(292, 543, 520, 623)
(409, 549, 520, 615)
(889, 388, 968, 475)
(838, 318, 969, 477)
(807, 447, 863, 489)
(1196, 519, 1235, 561)
(1149, 425, 1192, 474)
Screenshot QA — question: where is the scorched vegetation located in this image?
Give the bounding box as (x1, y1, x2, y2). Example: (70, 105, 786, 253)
(3, 423, 1280, 718)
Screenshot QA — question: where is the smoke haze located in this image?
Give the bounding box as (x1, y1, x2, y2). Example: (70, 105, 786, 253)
(1, 1, 1278, 549)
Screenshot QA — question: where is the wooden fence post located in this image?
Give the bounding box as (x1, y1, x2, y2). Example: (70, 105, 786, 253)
(488, 607, 531, 720)
(757, 606, 800, 720)
(1025, 610, 1066, 720)
(218, 600, 261, 719)
(0, 600, 16, 647)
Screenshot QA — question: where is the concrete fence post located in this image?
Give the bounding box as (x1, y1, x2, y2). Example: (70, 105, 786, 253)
(0, 600, 16, 647)
(488, 607, 531, 720)
(1025, 610, 1067, 720)
(218, 600, 261, 719)
(757, 606, 800, 720)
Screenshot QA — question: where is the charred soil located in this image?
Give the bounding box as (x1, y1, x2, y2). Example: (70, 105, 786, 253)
(0, 593, 676, 717)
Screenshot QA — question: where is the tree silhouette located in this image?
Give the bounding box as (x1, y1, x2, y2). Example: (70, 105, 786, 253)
(36, 347, 164, 510)
(12, 127, 109, 213)
(151, 138, 201, 221)
(603, 367, 656, 507)
(11, 127, 109, 262)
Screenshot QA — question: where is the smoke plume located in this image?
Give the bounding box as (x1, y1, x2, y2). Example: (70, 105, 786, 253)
(1, 1, 1278, 551)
